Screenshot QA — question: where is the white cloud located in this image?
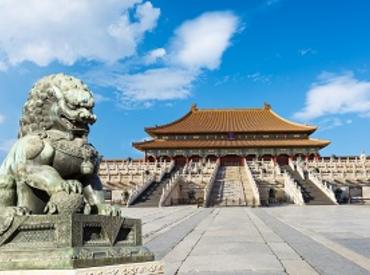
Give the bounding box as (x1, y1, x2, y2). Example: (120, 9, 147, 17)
(144, 48, 166, 64)
(299, 48, 316, 56)
(246, 72, 270, 83)
(0, 114, 5, 124)
(100, 11, 239, 108)
(170, 11, 239, 70)
(95, 68, 195, 108)
(93, 93, 111, 103)
(0, 0, 160, 68)
(317, 117, 343, 131)
(117, 68, 194, 101)
(316, 117, 353, 131)
(294, 72, 370, 121)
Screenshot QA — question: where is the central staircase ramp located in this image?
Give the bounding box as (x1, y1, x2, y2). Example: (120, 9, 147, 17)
(282, 165, 335, 205)
(209, 165, 256, 207)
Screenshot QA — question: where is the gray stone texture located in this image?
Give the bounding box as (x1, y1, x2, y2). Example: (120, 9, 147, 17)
(123, 205, 370, 275)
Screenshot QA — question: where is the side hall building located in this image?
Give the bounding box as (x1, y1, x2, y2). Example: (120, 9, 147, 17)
(133, 104, 330, 166)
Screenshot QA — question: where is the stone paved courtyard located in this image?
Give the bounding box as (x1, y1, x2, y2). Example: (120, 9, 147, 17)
(124, 205, 370, 275)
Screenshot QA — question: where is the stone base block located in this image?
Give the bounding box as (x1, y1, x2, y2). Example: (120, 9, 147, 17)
(1, 261, 164, 275)
(0, 214, 154, 270)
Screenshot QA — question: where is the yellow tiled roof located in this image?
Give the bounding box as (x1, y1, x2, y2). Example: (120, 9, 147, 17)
(145, 104, 316, 135)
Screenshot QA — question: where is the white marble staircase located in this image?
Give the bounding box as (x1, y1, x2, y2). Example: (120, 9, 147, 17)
(210, 166, 248, 206)
(239, 166, 257, 206)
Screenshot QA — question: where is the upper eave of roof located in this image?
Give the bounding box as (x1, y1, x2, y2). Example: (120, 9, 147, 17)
(145, 103, 317, 136)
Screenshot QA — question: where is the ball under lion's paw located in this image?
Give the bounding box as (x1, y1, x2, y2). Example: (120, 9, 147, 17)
(46, 191, 85, 214)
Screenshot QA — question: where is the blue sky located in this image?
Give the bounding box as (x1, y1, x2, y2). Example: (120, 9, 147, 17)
(1, 0, 370, 160)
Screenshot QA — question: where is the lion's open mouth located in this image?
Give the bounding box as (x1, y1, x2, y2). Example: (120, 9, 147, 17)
(60, 114, 89, 133)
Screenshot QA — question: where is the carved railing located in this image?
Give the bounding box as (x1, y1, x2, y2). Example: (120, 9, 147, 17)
(158, 160, 175, 182)
(203, 159, 220, 207)
(288, 158, 295, 171)
(274, 162, 282, 176)
(243, 159, 261, 207)
(283, 172, 305, 205)
(296, 161, 305, 179)
(308, 171, 338, 204)
(126, 175, 156, 207)
(127, 160, 175, 206)
(181, 160, 193, 174)
(159, 171, 183, 207)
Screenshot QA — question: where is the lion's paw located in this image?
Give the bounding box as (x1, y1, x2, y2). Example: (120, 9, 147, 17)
(96, 204, 122, 217)
(61, 180, 83, 194)
(7, 206, 31, 216)
(43, 201, 58, 215)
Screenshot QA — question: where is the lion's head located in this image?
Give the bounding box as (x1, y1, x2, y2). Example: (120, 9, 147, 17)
(20, 73, 97, 137)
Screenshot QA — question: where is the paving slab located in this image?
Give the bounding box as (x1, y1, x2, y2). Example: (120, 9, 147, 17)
(120, 205, 370, 275)
(177, 208, 284, 274)
(163, 209, 220, 275)
(281, 259, 318, 275)
(268, 242, 302, 260)
(179, 254, 283, 273)
(146, 208, 213, 259)
(254, 208, 370, 275)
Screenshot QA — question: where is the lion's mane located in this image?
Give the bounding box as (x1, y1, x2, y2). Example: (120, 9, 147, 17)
(19, 74, 92, 137)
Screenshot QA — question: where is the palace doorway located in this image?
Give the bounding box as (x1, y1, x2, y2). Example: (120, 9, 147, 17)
(174, 156, 187, 166)
(276, 154, 289, 166)
(221, 155, 242, 166)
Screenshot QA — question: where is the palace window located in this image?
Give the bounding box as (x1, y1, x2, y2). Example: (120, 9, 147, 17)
(228, 133, 236, 140)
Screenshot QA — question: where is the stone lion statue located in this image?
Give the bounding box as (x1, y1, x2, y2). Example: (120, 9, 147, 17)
(0, 74, 120, 228)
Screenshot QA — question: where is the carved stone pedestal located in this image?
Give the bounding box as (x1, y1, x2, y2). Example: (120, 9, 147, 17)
(1, 261, 165, 275)
(0, 214, 156, 270)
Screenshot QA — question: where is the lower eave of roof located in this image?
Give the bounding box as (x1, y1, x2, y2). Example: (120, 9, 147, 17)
(133, 138, 331, 151)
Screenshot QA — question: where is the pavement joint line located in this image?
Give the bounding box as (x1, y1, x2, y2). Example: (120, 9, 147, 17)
(261, 208, 370, 273)
(284, 220, 370, 272)
(144, 208, 198, 241)
(174, 208, 220, 275)
(129, 206, 194, 224)
(146, 208, 213, 260)
(142, 206, 196, 225)
(144, 208, 200, 242)
(246, 208, 320, 275)
(244, 208, 288, 274)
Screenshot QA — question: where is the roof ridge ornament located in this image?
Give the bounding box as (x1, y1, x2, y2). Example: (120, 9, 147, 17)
(191, 103, 198, 112)
(263, 102, 272, 110)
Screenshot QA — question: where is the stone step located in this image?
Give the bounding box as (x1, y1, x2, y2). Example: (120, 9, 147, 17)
(282, 165, 335, 205)
(131, 170, 178, 207)
(209, 165, 252, 207)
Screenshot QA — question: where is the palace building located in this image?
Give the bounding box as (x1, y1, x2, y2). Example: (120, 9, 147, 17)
(102, 104, 369, 208)
(133, 104, 330, 166)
